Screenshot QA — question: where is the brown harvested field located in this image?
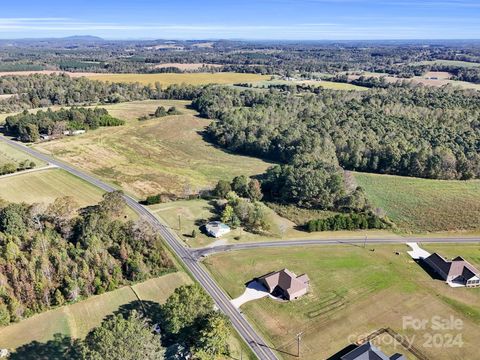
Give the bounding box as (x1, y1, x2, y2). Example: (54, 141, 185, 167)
(348, 72, 480, 90)
(204, 244, 480, 360)
(33, 100, 271, 199)
(152, 63, 221, 70)
(424, 71, 452, 80)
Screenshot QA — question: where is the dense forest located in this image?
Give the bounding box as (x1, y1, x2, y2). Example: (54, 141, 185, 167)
(0, 74, 202, 113)
(0, 74, 155, 112)
(1, 38, 480, 76)
(191, 84, 480, 209)
(4, 107, 125, 142)
(0, 192, 174, 326)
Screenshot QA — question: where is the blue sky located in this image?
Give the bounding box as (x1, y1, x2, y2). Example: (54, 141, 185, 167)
(0, 0, 479, 40)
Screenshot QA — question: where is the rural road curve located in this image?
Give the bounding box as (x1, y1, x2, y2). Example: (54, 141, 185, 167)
(0, 136, 279, 360)
(2, 134, 480, 360)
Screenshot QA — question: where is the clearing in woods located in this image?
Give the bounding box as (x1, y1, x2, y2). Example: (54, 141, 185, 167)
(34, 100, 271, 199)
(204, 244, 480, 360)
(354, 171, 480, 233)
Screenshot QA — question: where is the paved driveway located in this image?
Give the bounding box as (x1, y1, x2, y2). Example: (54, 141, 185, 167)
(407, 242, 431, 260)
(231, 281, 274, 308)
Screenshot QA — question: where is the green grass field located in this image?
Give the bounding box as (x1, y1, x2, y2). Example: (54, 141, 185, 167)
(151, 199, 399, 248)
(413, 60, 480, 68)
(0, 272, 191, 350)
(84, 72, 271, 87)
(0, 141, 46, 168)
(347, 70, 480, 91)
(0, 168, 104, 206)
(204, 244, 480, 359)
(34, 100, 271, 199)
(354, 172, 480, 233)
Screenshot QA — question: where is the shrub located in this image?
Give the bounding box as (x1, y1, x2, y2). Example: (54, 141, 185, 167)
(306, 213, 390, 232)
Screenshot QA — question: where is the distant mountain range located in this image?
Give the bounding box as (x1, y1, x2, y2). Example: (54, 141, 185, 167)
(60, 35, 105, 41)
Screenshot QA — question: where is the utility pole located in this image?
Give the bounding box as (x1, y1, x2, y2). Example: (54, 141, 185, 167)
(178, 214, 181, 231)
(364, 233, 367, 248)
(297, 332, 303, 358)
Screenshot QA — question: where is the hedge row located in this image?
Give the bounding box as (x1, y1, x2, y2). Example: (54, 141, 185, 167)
(306, 213, 389, 232)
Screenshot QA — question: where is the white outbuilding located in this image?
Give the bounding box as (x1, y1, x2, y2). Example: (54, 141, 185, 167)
(205, 221, 231, 238)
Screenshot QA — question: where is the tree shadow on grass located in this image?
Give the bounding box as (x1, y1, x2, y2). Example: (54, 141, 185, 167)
(9, 333, 82, 360)
(113, 300, 164, 326)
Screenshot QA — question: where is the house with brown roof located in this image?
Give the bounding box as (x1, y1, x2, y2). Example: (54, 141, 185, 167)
(424, 253, 480, 288)
(340, 341, 405, 360)
(258, 269, 309, 300)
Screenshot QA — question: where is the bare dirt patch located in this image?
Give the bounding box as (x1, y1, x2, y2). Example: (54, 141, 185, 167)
(424, 71, 452, 80)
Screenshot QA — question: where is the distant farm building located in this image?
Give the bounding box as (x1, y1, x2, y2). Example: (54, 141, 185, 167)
(424, 253, 480, 288)
(205, 221, 231, 238)
(258, 269, 309, 300)
(70, 129, 86, 136)
(340, 341, 405, 360)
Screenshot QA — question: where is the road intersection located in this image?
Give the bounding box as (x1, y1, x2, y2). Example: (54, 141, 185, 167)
(2, 134, 479, 360)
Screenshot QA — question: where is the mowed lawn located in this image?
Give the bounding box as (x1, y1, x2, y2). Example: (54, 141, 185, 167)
(84, 72, 271, 87)
(204, 245, 480, 360)
(0, 141, 46, 168)
(0, 168, 104, 206)
(354, 172, 480, 233)
(151, 199, 398, 248)
(34, 100, 271, 199)
(0, 272, 191, 351)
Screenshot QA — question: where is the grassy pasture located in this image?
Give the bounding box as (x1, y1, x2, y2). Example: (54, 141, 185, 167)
(348, 71, 480, 90)
(0, 141, 45, 168)
(354, 172, 480, 233)
(412, 60, 480, 68)
(204, 244, 480, 359)
(0, 168, 104, 206)
(0, 272, 191, 351)
(151, 199, 399, 248)
(83, 72, 271, 87)
(34, 100, 271, 199)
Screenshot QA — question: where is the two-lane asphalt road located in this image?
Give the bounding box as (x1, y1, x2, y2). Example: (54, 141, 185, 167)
(0, 136, 279, 360)
(3, 134, 480, 360)
(192, 237, 480, 259)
